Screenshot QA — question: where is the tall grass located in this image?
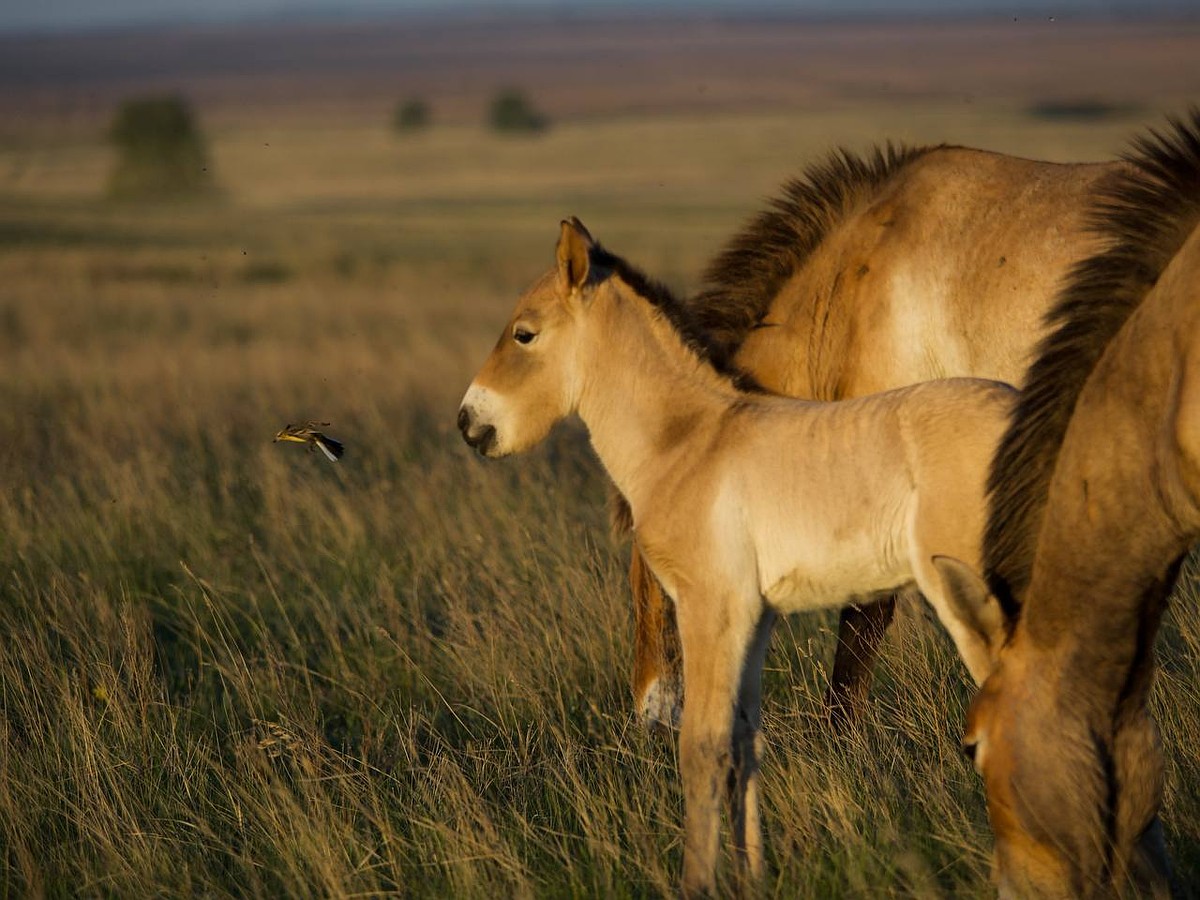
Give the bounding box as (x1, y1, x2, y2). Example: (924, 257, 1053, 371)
(1, 106, 1197, 896)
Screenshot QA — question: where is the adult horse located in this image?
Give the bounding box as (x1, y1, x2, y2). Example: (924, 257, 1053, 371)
(459, 219, 1014, 895)
(629, 144, 1121, 729)
(936, 110, 1200, 896)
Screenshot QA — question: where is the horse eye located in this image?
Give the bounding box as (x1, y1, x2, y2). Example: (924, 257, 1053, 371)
(513, 327, 537, 345)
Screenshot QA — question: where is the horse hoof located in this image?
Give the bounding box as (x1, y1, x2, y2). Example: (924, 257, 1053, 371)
(638, 677, 682, 731)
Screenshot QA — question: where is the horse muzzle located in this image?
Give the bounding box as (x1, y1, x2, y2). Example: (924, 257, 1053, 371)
(457, 405, 498, 457)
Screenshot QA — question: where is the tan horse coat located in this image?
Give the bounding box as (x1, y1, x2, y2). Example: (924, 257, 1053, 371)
(939, 111, 1200, 897)
(631, 145, 1120, 728)
(460, 220, 1012, 896)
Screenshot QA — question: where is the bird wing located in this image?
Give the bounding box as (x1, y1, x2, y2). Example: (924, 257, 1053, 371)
(314, 435, 344, 462)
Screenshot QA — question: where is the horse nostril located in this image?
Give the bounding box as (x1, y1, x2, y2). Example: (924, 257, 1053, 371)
(456, 405, 496, 454)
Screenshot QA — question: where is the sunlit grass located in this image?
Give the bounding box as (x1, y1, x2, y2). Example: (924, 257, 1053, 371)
(1, 103, 1196, 896)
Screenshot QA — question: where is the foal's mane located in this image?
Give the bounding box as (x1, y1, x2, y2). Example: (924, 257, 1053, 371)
(984, 109, 1200, 615)
(589, 243, 763, 393)
(690, 142, 939, 368)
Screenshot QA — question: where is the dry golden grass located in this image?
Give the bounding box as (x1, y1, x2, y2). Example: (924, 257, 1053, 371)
(1, 101, 1197, 896)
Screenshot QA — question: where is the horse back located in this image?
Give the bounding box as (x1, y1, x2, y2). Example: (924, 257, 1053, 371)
(732, 147, 1117, 400)
(897, 377, 1018, 559)
(704, 379, 1013, 607)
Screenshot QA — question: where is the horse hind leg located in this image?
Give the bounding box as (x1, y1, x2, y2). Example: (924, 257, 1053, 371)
(630, 543, 683, 730)
(826, 593, 898, 729)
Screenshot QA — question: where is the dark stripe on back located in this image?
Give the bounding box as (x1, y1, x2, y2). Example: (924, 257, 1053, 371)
(984, 109, 1200, 615)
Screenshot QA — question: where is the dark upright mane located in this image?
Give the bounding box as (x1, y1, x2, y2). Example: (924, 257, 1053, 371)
(589, 243, 764, 393)
(691, 142, 939, 369)
(984, 109, 1200, 615)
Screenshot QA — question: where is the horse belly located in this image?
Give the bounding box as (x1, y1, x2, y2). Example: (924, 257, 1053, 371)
(758, 527, 913, 613)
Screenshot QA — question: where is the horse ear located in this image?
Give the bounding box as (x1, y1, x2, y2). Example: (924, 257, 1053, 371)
(932, 555, 1007, 656)
(556, 217, 593, 293)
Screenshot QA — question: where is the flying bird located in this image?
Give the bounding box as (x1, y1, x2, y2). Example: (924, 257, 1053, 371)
(273, 422, 344, 462)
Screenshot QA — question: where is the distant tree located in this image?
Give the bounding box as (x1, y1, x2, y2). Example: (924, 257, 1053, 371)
(1026, 99, 1137, 122)
(108, 94, 214, 200)
(489, 89, 548, 134)
(393, 98, 431, 133)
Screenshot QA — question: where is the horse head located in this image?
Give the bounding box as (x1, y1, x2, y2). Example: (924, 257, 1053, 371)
(459, 218, 595, 457)
(936, 556, 1169, 897)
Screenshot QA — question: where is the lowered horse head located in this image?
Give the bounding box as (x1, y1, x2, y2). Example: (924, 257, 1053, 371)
(458, 218, 596, 458)
(940, 564, 1173, 898)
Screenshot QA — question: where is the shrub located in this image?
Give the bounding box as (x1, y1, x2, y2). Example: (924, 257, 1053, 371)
(393, 98, 431, 133)
(108, 94, 214, 200)
(1026, 99, 1137, 122)
(489, 88, 548, 134)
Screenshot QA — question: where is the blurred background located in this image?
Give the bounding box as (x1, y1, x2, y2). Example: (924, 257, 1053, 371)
(4, 1, 1199, 287)
(2, 2, 1199, 897)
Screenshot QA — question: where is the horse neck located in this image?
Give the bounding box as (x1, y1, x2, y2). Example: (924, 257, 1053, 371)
(727, 236, 871, 400)
(1019, 274, 1199, 711)
(1019, 545, 1176, 720)
(575, 280, 736, 508)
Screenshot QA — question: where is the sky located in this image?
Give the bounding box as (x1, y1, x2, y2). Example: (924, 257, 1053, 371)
(0, 0, 1185, 34)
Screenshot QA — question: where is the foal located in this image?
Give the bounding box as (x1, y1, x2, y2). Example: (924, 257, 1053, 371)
(628, 143, 1117, 731)
(459, 219, 1010, 895)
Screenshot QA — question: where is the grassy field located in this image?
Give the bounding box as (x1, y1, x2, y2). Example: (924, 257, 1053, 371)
(2, 98, 1199, 897)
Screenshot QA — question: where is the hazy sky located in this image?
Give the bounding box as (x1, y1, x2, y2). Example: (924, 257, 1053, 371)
(0, 0, 1174, 34)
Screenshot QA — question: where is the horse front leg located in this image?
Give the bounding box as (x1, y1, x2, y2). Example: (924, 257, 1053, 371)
(728, 609, 776, 891)
(826, 592, 898, 728)
(676, 589, 762, 898)
(630, 542, 683, 729)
